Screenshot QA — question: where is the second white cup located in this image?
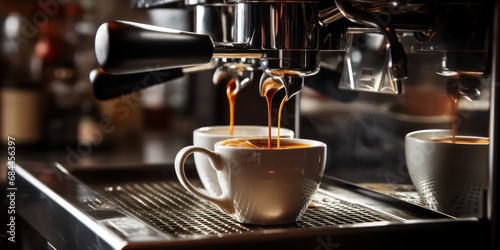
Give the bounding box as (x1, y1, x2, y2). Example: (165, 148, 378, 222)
(192, 125, 294, 196)
(405, 129, 489, 217)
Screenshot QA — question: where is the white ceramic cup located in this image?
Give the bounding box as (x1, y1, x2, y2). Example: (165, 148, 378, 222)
(192, 125, 294, 196)
(175, 137, 327, 225)
(405, 129, 489, 217)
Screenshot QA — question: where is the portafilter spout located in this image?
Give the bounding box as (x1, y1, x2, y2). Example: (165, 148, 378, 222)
(212, 58, 258, 94)
(259, 73, 304, 101)
(444, 72, 483, 102)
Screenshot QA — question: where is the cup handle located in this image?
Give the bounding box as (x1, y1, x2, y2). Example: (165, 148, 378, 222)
(174, 146, 235, 214)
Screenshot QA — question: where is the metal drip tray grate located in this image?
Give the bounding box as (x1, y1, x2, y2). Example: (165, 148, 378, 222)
(93, 180, 399, 238)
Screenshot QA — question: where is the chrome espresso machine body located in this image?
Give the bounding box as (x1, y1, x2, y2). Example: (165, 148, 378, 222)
(16, 0, 499, 249)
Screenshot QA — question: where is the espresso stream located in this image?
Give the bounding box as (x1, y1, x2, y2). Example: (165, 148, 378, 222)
(448, 81, 460, 143)
(443, 82, 489, 145)
(261, 78, 288, 148)
(227, 79, 237, 136)
(225, 77, 292, 148)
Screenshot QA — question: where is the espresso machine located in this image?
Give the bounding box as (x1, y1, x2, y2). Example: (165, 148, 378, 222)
(15, 0, 498, 249)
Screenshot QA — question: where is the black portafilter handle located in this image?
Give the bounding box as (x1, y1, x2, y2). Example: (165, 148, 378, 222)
(89, 67, 184, 100)
(95, 20, 214, 74)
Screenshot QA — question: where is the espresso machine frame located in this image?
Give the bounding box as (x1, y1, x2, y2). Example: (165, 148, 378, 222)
(15, 0, 499, 249)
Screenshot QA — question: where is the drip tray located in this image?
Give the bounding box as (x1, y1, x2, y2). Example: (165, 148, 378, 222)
(92, 180, 398, 237)
(17, 161, 468, 250)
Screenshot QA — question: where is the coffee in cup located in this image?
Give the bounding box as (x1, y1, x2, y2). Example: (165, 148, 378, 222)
(429, 136, 489, 145)
(220, 138, 309, 149)
(175, 137, 327, 225)
(405, 129, 488, 217)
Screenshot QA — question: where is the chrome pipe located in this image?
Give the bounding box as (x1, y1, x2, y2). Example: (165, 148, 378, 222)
(488, 2, 500, 249)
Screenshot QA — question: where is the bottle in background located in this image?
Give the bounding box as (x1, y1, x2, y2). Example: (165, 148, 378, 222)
(1, 9, 43, 149)
(1, 65, 43, 149)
